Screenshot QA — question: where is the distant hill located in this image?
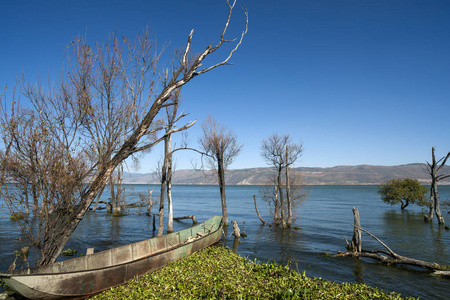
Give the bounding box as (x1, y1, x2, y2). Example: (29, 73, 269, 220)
(123, 163, 450, 185)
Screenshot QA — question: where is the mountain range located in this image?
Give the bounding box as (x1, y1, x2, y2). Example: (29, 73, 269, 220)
(123, 163, 450, 185)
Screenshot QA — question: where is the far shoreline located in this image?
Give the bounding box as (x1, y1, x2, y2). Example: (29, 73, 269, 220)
(123, 163, 450, 186)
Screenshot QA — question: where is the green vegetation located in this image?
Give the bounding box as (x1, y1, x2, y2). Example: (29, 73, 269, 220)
(61, 248, 77, 256)
(9, 212, 25, 221)
(91, 247, 413, 300)
(0, 278, 4, 288)
(378, 178, 428, 209)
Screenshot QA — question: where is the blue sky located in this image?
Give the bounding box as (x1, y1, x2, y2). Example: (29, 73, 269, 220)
(1, 0, 450, 172)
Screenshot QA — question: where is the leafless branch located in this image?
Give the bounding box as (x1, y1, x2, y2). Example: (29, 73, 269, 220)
(196, 2, 248, 75)
(353, 225, 397, 257)
(0, 0, 248, 266)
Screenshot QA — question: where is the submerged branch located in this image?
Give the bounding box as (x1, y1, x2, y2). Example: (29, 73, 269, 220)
(330, 209, 450, 276)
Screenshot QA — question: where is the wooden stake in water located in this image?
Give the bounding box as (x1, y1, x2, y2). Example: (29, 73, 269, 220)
(351, 207, 361, 253)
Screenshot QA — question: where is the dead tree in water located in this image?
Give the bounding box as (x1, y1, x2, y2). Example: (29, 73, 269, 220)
(231, 221, 241, 238)
(164, 90, 186, 234)
(424, 147, 450, 224)
(351, 208, 361, 252)
(157, 89, 195, 235)
(260, 133, 304, 228)
(199, 116, 243, 226)
(253, 194, 266, 225)
(91, 186, 106, 212)
(331, 208, 450, 276)
(173, 215, 197, 224)
(109, 163, 125, 215)
(147, 189, 153, 213)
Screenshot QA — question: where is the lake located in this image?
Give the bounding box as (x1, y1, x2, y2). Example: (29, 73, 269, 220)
(1, 185, 449, 299)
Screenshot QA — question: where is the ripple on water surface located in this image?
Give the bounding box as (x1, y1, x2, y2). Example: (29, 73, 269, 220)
(1, 185, 449, 299)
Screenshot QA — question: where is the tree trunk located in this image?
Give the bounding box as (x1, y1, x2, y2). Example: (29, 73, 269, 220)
(24, 184, 30, 218)
(217, 155, 228, 226)
(167, 134, 174, 233)
(157, 180, 166, 237)
(116, 163, 123, 213)
(37, 201, 93, 265)
(351, 208, 361, 252)
(147, 189, 153, 213)
(425, 181, 435, 222)
(425, 147, 450, 224)
(91, 185, 106, 213)
(167, 178, 173, 232)
(32, 180, 39, 218)
(157, 136, 169, 237)
(286, 146, 292, 226)
(106, 202, 112, 213)
(109, 173, 117, 213)
(434, 184, 445, 224)
(400, 200, 409, 210)
(158, 179, 167, 236)
(253, 194, 266, 225)
(232, 221, 240, 238)
(273, 185, 280, 224)
(425, 147, 447, 224)
(277, 166, 286, 228)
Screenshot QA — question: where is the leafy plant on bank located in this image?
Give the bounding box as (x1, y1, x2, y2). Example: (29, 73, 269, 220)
(91, 246, 414, 300)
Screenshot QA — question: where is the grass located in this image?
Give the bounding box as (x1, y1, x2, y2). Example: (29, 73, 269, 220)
(90, 246, 415, 299)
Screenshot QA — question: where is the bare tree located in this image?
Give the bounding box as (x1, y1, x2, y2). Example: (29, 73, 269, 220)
(0, 108, 42, 218)
(0, 105, 90, 265)
(198, 116, 242, 225)
(260, 169, 308, 226)
(0, 1, 248, 266)
(260, 133, 304, 228)
(155, 89, 190, 236)
(424, 147, 450, 224)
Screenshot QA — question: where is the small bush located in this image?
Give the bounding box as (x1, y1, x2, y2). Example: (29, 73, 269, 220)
(61, 248, 77, 256)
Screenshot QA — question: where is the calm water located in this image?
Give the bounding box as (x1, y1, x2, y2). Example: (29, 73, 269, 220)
(1, 185, 449, 299)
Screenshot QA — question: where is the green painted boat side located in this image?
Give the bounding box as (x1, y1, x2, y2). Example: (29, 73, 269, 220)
(0, 216, 223, 300)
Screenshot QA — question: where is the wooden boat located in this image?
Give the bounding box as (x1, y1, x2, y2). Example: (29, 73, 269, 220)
(0, 215, 223, 299)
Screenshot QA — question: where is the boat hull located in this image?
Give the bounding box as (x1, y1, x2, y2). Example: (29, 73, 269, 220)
(0, 216, 223, 299)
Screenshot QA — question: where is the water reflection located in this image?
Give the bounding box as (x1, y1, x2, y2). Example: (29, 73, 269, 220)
(352, 257, 365, 284)
(382, 209, 449, 264)
(382, 209, 422, 228)
(232, 237, 241, 254)
(430, 223, 447, 261)
(108, 216, 123, 246)
(273, 227, 301, 264)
